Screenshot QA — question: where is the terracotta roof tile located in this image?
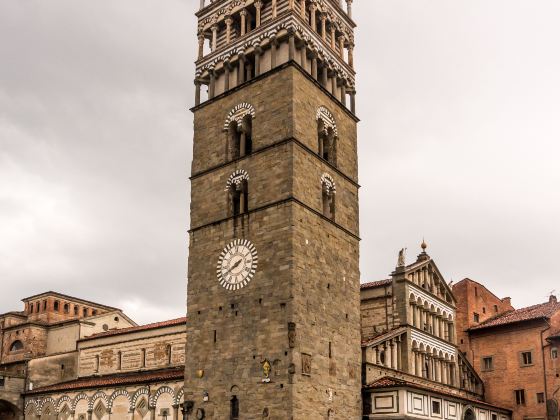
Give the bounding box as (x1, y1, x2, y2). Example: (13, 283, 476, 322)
(361, 279, 391, 290)
(469, 300, 560, 331)
(26, 368, 184, 395)
(79, 317, 186, 341)
(364, 376, 510, 412)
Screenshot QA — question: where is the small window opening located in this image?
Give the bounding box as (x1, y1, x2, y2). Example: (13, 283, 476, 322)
(42, 300, 47, 311)
(35, 302, 40, 313)
(483, 357, 493, 371)
(214, 330, 217, 343)
(29, 304, 34, 314)
(230, 396, 239, 420)
(54, 301, 60, 311)
(63, 303, 69, 314)
(473, 313, 480, 323)
(328, 342, 332, 358)
(494, 304, 498, 312)
(117, 351, 122, 370)
(9, 340, 23, 352)
(321, 185, 335, 220)
(432, 401, 441, 414)
(74, 306, 79, 316)
(140, 348, 146, 368)
(552, 348, 558, 359)
(521, 351, 533, 366)
(94, 355, 100, 373)
(515, 389, 526, 405)
(83, 308, 88, 317)
(167, 344, 172, 365)
(537, 392, 545, 403)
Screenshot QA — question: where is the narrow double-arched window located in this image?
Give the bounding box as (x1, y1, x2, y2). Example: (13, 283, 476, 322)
(227, 170, 250, 216)
(224, 103, 255, 160)
(321, 173, 336, 220)
(317, 106, 338, 166)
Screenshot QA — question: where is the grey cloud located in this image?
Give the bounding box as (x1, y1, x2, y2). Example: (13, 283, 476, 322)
(0, 0, 558, 323)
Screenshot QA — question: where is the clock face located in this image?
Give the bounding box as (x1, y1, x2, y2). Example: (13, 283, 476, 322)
(217, 239, 258, 290)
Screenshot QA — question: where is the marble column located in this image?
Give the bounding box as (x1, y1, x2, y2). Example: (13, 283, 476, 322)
(254, 0, 262, 27)
(194, 80, 201, 106)
(208, 71, 215, 100)
(197, 33, 205, 59)
(321, 14, 327, 41)
(346, 0, 353, 18)
(309, 3, 317, 31)
(225, 16, 233, 43)
(240, 9, 247, 36)
(211, 24, 218, 51)
(391, 340, 398, 369)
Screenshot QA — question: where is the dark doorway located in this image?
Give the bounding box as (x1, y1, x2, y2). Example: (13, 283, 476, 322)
(464, 408, 476, 420)
(0, 400, 19, 420)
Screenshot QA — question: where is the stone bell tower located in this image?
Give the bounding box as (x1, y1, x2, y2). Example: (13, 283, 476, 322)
(185, 0, 360, 418)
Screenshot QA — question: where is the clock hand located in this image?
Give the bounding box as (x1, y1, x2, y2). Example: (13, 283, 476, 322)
(227, 258, 243, 274)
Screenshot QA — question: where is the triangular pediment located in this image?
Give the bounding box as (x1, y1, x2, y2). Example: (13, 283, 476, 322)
(397, 254, 456, 305)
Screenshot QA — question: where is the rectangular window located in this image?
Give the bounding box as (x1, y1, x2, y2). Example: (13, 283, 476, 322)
(494, 304, 498, 312)
(432, 400, 441, 414)
(552, 348, 558, 359)
(521, 351, 533, 366)
(473, 313, 480, 323)
(537, 393, 545, 403)
(483, 307, 486, 314)
(491, 415, 498, 420)
(483, 356, 494, 371)
(515, 389, 526, 405)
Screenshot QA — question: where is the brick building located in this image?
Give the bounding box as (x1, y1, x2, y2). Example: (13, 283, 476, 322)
(454, 279, 560, 420)
(452, 279, 514, 358)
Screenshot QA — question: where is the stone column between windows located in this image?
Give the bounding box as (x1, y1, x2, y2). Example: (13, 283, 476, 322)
(240, 9, 247, 36)
(391, 340, 398, 369)
(255, 0, 262, 27)
(211, 24, 218, 51)
(225, 16, 233, 43)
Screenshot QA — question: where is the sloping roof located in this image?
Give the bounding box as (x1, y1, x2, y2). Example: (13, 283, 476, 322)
(0, 311, 26, 319)
(364, 376, 511, 412)
(547, 329, 560, 341)
(26, 368, 184, 395)
(469, 300, 560, 331)
(361, 279, 391, 290)
(361, 326, 407, 347)
(79, 317, 186, 341)
(21, 291, 120, 311)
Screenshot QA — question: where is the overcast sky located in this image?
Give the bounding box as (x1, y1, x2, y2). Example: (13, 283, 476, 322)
(1, 1, 559, 324)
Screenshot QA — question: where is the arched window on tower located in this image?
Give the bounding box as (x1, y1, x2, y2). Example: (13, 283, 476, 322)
(230, 396, 239, 420)
(227, 170, 250, 216)
(9, 340, 24, 352)
(316, 106, 338, 166)
(225, 103, 255, 160)
(321, 174, 336, 220)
